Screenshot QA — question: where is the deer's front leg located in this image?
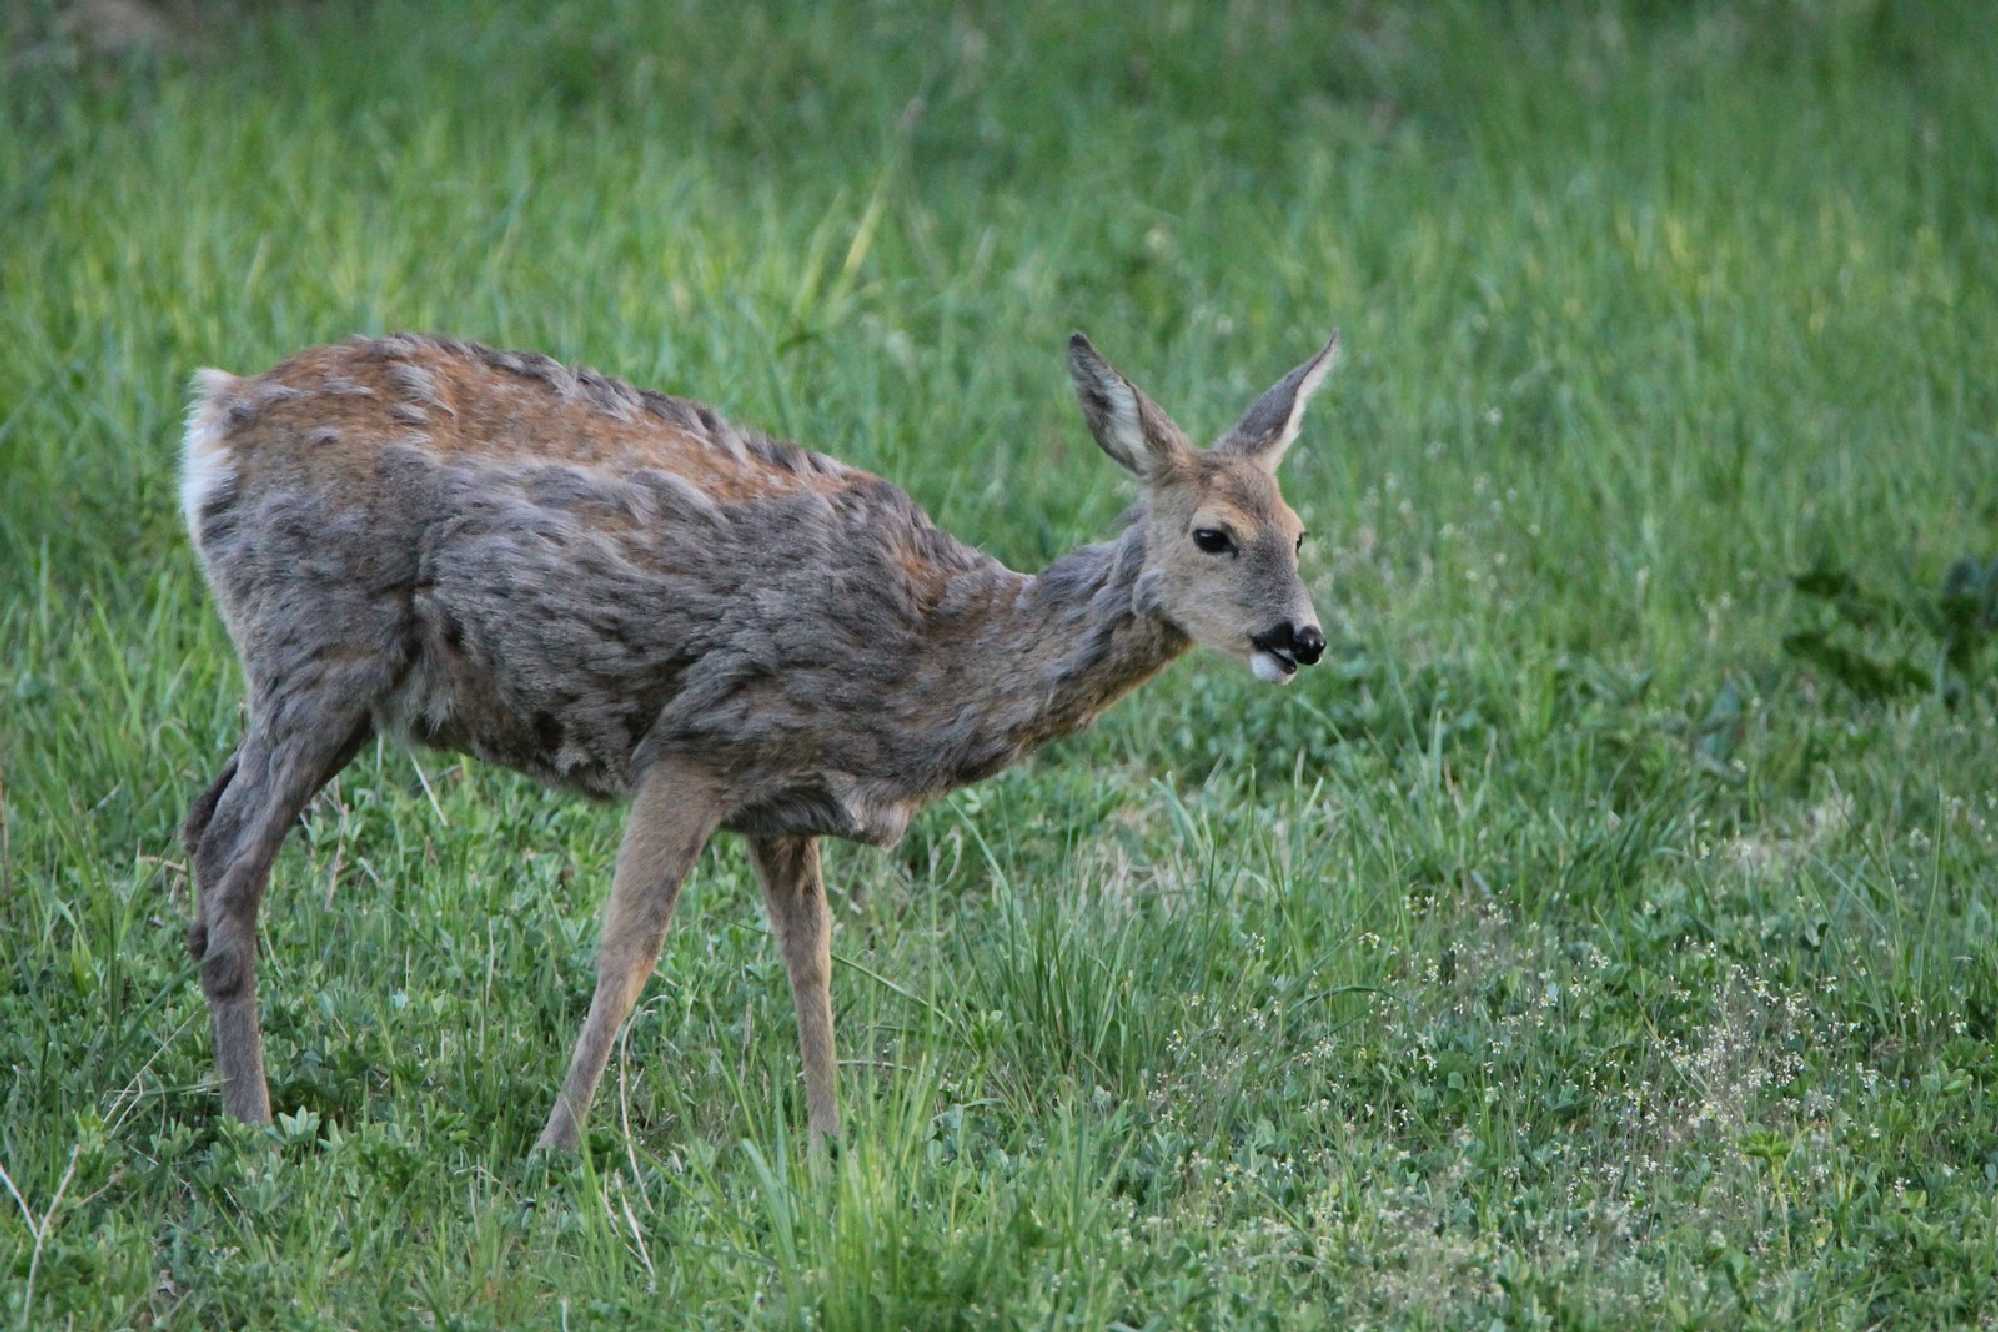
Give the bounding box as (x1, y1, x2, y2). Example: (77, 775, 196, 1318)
(536, 764, 718, 1153)
(749, 836, 840, 1148)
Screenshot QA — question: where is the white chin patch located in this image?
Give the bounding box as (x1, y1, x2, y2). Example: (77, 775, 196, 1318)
(1250, 651, 1296, 685)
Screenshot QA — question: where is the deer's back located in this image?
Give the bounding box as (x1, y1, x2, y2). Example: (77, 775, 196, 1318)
(184, 334, 1005, 811)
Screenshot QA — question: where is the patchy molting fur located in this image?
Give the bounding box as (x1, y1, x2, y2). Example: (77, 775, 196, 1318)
(183, 334, 1190, 844)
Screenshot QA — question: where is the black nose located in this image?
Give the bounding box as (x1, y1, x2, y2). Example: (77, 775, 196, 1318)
(1252, 621, 1325, 666)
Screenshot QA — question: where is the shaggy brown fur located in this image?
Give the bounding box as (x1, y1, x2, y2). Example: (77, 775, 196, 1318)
(179, 329, 1339, 1149)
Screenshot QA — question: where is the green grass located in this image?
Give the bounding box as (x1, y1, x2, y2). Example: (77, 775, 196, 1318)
(4, 0, 1997, 1326)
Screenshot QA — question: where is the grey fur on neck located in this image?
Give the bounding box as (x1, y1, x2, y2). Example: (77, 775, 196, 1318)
(968, 509, 1190, 754)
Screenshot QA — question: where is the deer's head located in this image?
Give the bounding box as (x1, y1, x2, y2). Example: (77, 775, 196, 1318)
(1068, 331, 1339, 684)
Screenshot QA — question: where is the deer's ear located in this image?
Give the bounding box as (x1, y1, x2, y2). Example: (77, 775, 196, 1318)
(1067, 333, 1191, 478)
(1216, 332, 1340, 470)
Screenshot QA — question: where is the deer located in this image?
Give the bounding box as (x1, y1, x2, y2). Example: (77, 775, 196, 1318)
(177, 328, 1337, 1152)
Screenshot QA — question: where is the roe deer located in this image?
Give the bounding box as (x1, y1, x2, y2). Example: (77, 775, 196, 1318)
(178, 329, 1338, 1150)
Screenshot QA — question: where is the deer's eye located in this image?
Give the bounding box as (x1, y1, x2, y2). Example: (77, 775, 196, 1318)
(1295, 532, 1307, 554)
(1192, 528, 1235, 555)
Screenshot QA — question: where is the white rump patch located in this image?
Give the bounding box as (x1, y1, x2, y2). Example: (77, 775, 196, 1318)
(180, 368, 240, 546)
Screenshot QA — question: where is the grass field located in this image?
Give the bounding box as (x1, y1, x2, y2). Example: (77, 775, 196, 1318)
(4, 1, 1997, 1326)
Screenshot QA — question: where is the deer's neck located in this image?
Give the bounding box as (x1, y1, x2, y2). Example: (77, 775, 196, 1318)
(948, 523, 1189, 768)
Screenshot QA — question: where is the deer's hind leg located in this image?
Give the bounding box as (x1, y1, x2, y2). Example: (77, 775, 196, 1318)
(750, 836, 839, 1147)
(181, 750, 240, 860)
(186, 688, 379, 1124)
(536, 762, 720, 1152)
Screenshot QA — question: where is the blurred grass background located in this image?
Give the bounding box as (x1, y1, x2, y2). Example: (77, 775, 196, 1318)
(3, 1, 1996, 1327)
